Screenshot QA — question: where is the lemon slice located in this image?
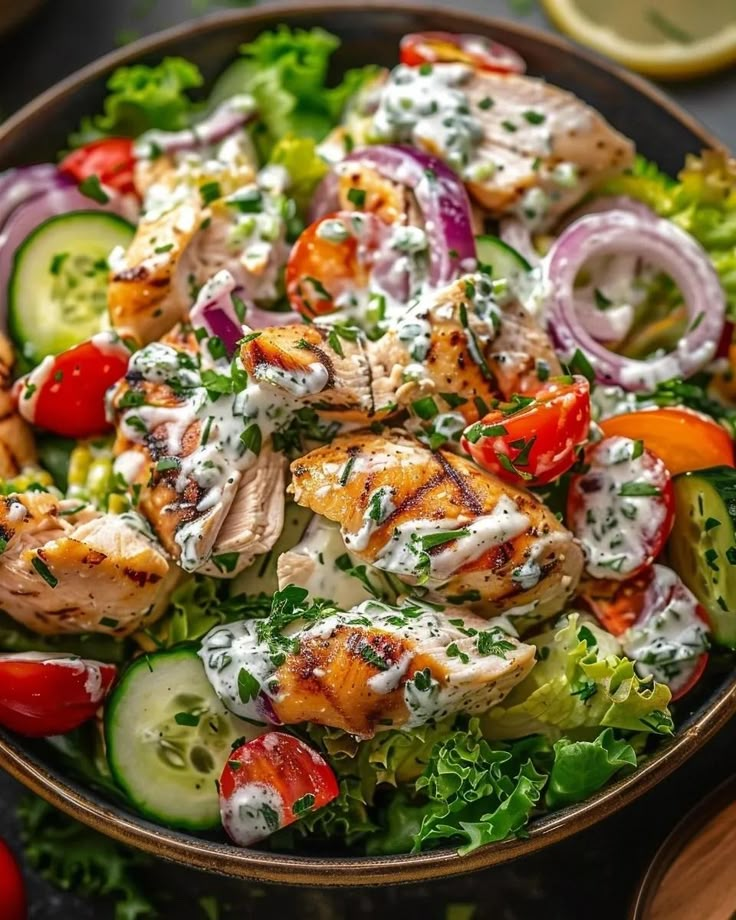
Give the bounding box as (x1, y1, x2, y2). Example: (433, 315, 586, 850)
(541, 0, 736, 80)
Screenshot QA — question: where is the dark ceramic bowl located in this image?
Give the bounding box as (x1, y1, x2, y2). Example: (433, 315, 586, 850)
(0, 0, 732, 888)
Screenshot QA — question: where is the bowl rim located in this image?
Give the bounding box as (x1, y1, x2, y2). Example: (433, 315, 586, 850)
(0, 0, 732, 887)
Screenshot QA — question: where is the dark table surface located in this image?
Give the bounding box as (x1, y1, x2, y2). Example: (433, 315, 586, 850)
(1, 2, 735, 918)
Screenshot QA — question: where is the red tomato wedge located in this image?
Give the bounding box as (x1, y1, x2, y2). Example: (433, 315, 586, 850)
(599, 407, 734, 476)
(400, 31, 526, 74)
(286, 211, 395, 319)
(219, 732, 339, 847)
(581, 565, 710, 701)
(0, 839, 26, 920)
(0, 653, 117, 737)
(567, 436, 674, 581)
(461, 376, 591, 486)
(15, 332, 130, 439)
(60, 138, 137, 198)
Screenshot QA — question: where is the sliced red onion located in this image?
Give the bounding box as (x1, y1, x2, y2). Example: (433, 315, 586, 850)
(563, 195, 658, 228)
(0, 180, 137, 326)
(499, 217, 540, 267)
(134, 95, 256, 159)
(544, 210, 726, 391)
(190, 269, 300, 356)
(340, 145, 476, 285)
(0, 164, 66, 230)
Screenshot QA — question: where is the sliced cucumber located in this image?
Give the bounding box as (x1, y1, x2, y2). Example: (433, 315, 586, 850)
(475, 234, 532, 285)
(105, 647, 260, 831)
(9, 211, 134, 364)
(669, 466, 736, 648)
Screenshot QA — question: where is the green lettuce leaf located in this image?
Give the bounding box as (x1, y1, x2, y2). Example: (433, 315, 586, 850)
(412, 719, 547, 855)
(209, 26, 378, 156)
(268, 134, 328, 215)
(69, 57, 203, 147)
(545, 728, 637, 808)
(483, 614, 673, 740)
(600, 151, 736, 314)
(0, 611, 128, 662)
(142, 575, 270, 647)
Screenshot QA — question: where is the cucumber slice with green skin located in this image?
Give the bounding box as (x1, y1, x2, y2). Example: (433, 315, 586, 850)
(475, 234, 532, 284)
(105, 647, 261, 831)
(9, 210, 134, 364)
(669, 466, 736, 648)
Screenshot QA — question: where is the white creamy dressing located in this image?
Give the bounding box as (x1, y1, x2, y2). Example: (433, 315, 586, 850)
(199, 597, 521, 732)
(117, 339, 311, 571)
(360, 493, 530, 588)
(256, 362, 330, 398)
(620, 565, 710, 694)
(277, 516, 379, 609)
(220, 781, 285, 847)
(343, 486, 396, 552)
(570, 435, 669, 579)
(372, 64, 489, 180)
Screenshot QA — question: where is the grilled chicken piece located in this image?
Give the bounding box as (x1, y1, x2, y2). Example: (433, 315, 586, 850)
(366, 64, 634, 227)
(0, 491, 172, 636)
(110, 334, 288, 576)
(108, 185, 204, 344)
(0, 333, 37, 478)
(109, 134, 286, 345)
(240, 323, 403, 422)
(200, 597, 536, 738)
(198, 447, 287, 577)
(244, 274, 560, 424)
(291, 431, 582, 614)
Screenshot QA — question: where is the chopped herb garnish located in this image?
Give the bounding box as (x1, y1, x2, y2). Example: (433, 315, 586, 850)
(78, 174, 109, 204)
(704, 517, 721, 531)
(476, 629, 515, 657)
(339, 455, 356, 486)
(523, 110, 546, 125)
(360, 643, 389, 671)
(631, 439, 644, 460)
(100, 616, 119, 628)
(32, 555, 58, 588)
(347, 187, 366, 208)
(240, 423, 262, 456)
(213, 552, 240, 574)
(237, 667, 260, 703)
(420, 528, 470, 551)
(594, 288, 613, 310)
(154, 243, 174, 254)
(155, 457, 181, 472)
(200, 181, 222, 205)
(412, 396, 439, 420)
(501, 120, 518, 133)
(446, 642, 470, 664)
(497, 452, 533, 481)
(619, 482, 661, 497)
(478, 96, 494, 110)
(567, 348, 595, 384)
(439, 392, 467, 409)
(293, 793, 316, 816)
(174, 712, 201, 727)
(463, 422, 508, 444)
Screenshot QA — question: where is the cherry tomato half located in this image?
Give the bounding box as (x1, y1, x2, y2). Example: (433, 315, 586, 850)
(0, 653, 117, 737)
(581, 564, 710, 701)
(219, 732, 339, 847)
(0, 839, 26, 920)
(567, 436, 674, 581)
(599, 407, 734, 476)
(15, 333, 130, 439)
(60, 138, 137, 198)
(461, 375, 591, 486)
(400, 31, 526, 74)
(286, 211, 396, 319)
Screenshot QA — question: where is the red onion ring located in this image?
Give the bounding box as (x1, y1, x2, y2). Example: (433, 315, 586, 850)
(190, 269, 300, 356)
(0, 164, 64, 230)
(134, 95, 256, 159)
(544, 210, 726, 391)
(335, 145, 476, 285)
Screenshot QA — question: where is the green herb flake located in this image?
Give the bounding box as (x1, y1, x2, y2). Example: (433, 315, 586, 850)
(240, 423, 262, 456)
(32, 555, 58, 588)
(523, 110, 546, 125)
(292, 792, 316, 817)
(78, 174, 109, 204)
(200, 181, 222, 205)
(237, 667, 260, 703)
(174, 711, 201, 727)
(347, 187, 366, 208)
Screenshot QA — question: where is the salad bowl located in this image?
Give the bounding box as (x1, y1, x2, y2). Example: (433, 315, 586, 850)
(0, 0, 734, 888)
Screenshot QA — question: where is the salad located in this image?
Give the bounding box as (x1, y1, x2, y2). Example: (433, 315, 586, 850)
(0, 25, 735, 857)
